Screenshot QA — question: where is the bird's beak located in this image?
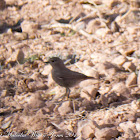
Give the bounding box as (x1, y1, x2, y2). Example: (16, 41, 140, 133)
(44, 61, 49, 64)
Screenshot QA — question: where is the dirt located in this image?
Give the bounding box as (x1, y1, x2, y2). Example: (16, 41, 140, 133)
(0, 0, 140, 139)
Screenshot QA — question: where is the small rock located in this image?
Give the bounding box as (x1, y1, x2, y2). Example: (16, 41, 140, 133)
(77, 120, 95, 139)
(112, 55, 127, 66)
(123, 62, 136, 71)
(14, 32, 28, 41)
(75, 21, 86, 30)
(95, 127, 118, 139)
(0, 137, 9, 140)
(119, 121, 136, 134)
(95, 62, 119, 76)
(0, 0, 6, 10)
(8, 67, 18, 75)
(126, 72, 137, 87)
(16, 49, 25, 63)
(6, 49, 24, 64)
(48, 86, 64, 100)
(80, 78, 98, 87)
(81, 125, 95, 139)
(58, 101, 72, 116)
(80, 99, 96, 111)
(112, 82, 130, 96)
(0, 80, 6, 91)
(136, 118, 140, 132)
(5, 0, 18, 5)
(117, 48, 135, 56)
(21, 20, 39, 34)
(110, 21, 120, 32)
(102, 0, 120, 8)
(86, 19, 101, 34)
(41, 65, 52, 76)
(95, 28, 110, 38)
(83, 60, 94, 67)
(1, 121, 11, 129)
(80, 85, 98, 101)
(138, 70, 140, 88)
(28, 81, 48, 91)
(84, 69, 99, 79)
(47, 73, 55, 87)
(1, 90, 8, 97)
(30, 72, 40, 80)
(28, 93, 46, 109)
(91, 53, 108, 63)
(107, 92, 119, 104)
(98, 94, 108, 107)
(127, 26, 140, 34)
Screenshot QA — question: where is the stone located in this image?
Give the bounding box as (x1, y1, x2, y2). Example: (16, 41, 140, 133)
(112, 82, 129, 94)
(126, 72, 137, 87)
(16, 49, 25, 63)
(102, 0, 120, 8)
(91, 53, 107, 63)
(83, 60, 94, 67)
(41, 65, 52, 76)
(5, 0, 18, 5)
(0, 0, 6, 10)
(95, 127, 118, 139)
(14, 32, 28, 41)
(80, 85, 98, 101)
(95, 62, 119, 76)
(0, 136, 9, 140)
(123, 62, 136, 71)
(112, 55, 127, 66)
(84, 69, 99, 79)
(58, 101, 72, 116)
(28, 93, 46, 109)
(47, 73, 55, 87)
(136, 118, 140, 132)
(81, 125, 95, 139)
(30, 72, 40, 80)
(98, 94, 108, 107)
(127, 25, 140, 34)
(86, 19, 101, 34)
(1, 120, 11, 129)
(75, 21, 86, 30)
(80, 78, 97, 87)
(95, 28, 110, 38)
(119, 121, 136, 134)
(28, 81, 48, 91)
(6, 49, 24, 64)
(138, 70, 140, 88)
(77, 120, 95, 139)
(21, 20, 39, 34)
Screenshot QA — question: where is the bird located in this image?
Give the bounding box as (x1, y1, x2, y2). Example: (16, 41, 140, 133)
(47, 57, 94, 99)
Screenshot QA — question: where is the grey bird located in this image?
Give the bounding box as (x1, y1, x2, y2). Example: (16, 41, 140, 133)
(47, 57, 94, 98)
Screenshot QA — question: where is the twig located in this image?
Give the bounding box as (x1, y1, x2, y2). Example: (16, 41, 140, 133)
(116, 8, 132, 23)
(116, 5, 140, 23)
(72, 100, 76, 113)
(41, 23, 101, 42)
(86, 0, 108, 29)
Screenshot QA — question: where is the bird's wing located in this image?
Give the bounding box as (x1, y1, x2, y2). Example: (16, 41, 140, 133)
(60, 69, 88, 79)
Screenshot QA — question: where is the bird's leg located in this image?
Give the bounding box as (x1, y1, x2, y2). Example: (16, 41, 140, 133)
(66, 87, 70, 99)
(59, 87, 71, 101)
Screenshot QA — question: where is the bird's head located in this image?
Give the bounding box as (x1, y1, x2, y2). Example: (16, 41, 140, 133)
(46, 57, 66, 69)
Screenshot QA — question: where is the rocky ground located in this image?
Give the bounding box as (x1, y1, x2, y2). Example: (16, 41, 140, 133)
(0, 0, 140, 140)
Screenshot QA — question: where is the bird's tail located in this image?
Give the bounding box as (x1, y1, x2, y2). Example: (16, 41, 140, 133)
(86, 76, 95, 79)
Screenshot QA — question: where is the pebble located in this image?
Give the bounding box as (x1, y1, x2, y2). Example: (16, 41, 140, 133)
(58, 101, 72, 116)
(126, 72, 137, 87)
(95, 127, 118, 139)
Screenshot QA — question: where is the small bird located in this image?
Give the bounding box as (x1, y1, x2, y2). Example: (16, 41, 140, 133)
(47, 57, 94, 99)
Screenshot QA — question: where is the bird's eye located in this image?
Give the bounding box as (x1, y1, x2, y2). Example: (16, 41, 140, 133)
(51, 60, 55, 62)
